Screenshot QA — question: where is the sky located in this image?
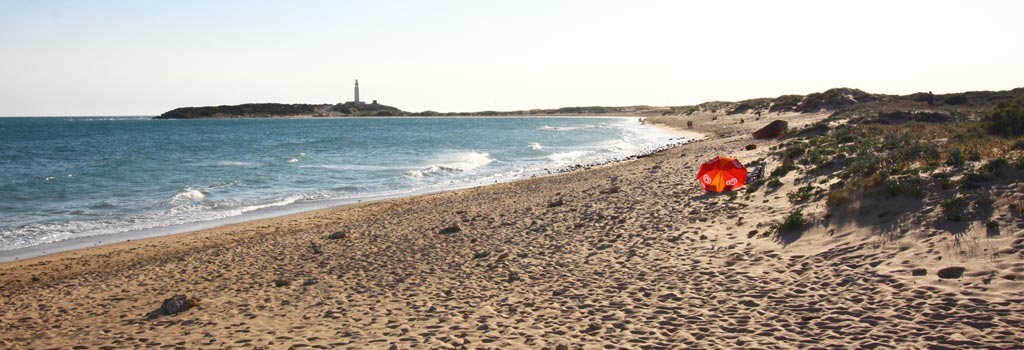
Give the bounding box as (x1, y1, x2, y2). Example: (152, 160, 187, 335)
(1, 0, 1022, 116)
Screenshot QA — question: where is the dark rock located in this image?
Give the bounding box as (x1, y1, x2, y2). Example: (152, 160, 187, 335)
(745, 144, 757, 150)
(472, 251, 490, 260)
(747, 230, 758, 238)
(148, 294, 199, 319)
(438, 223, 462, 235)
(164, 296, 185, 314)
(752, 120, 788, 139)
(937, 267, 966, 279)
(310, 243, 323, 254)
(547, 198, 564, 208)
(302, 278, 319, 286)
(556, 345, 569, 350)
(274, 279, 292, 287)
(327, 231, 347, 240)
(507, 272, 521, 282)
(911, 268, 927, 276)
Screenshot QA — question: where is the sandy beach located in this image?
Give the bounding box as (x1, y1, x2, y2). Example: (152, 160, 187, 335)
(3, 111, 1023, 349)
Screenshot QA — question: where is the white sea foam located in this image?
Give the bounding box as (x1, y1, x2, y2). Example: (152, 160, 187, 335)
(528, 142, 543, 150)
(406, 151, 494, 178)
(546, 151, 594, 166)
(539, 125, 594, 131)
(217, 161, 253, 167)
(171, 188, 205, 202)
(287, 152, 307, 163)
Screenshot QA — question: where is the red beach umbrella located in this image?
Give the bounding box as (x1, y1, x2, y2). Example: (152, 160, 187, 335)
(697, 156, 748, 192)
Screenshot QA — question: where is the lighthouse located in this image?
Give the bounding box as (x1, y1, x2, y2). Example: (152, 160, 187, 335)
(354, 80, 361, 104)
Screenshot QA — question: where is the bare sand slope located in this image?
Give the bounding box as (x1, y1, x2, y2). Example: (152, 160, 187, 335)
(2, 112, 1023, 349)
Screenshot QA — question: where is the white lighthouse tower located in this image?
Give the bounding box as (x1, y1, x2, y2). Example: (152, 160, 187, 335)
(353, 80, 361, 104)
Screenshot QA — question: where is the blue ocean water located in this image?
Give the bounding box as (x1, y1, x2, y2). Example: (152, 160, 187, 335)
(0, 117, 681, 253)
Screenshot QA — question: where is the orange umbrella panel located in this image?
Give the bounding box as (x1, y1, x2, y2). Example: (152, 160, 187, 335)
(697, 156, 748, 192)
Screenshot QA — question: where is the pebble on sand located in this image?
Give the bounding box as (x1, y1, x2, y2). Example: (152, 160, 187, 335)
(937, 267, 966, 279)
(439, 223, 462, 235)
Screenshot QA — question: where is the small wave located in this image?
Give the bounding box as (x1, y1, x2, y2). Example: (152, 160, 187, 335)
(539, 125, 593, 131)
(171, 188, 205, 202)
(602, 138, 637, 152)
(406, 151, 494, 178)
(528, 142, 543, 150)
(287, 152, 307, 163)
(88, 201, 117, 209)
(546, 151, 594, 165)
(217, 161, 254, 167)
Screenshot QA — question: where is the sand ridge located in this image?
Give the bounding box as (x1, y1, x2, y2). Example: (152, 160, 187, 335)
(2, 112, 1023, 349)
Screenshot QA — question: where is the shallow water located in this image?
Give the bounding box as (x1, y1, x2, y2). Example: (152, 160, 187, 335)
(0, 116, 680, 252)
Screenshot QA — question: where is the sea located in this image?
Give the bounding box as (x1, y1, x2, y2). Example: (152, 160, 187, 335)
(0, 116, 684, 260)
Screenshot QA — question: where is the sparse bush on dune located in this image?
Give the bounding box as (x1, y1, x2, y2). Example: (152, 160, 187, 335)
(769, 95, 803, 113)
(981, 96, 1024, 137)
(771, 209, 808, 235)
(768, 103, 1023, 225)
(943, 93, 969, 105)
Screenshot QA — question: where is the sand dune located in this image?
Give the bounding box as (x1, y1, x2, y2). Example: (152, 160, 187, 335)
(2, 111, 1023, 349)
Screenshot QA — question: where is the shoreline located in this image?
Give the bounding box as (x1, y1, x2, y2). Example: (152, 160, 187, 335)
(3, 111, 1021, 349)
(0, 119, 694, 263)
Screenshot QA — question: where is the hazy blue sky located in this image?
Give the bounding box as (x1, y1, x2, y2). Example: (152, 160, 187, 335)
(1, 0, 1022, 116)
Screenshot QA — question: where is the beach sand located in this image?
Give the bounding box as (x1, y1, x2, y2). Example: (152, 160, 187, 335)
(3, 111, 1023, 349)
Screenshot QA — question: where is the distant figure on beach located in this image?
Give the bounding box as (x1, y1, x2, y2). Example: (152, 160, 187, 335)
(927, 91, 935, 106)
(639, 117, 645, 124)
(687, 121, 693, 129)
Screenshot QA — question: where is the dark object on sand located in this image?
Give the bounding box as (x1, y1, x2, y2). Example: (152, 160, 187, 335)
(148, 294, 199, 319)
(746, 163, 766, 182)
(745, 144, 757, 150)
(327, 231, 347, 239)
(937, 266, 965, 279)
(547, 197, 565, 207)
(911, 268, 927, 276)
(687, 121, 693, 128)
(753, 120, 789, 139)
(439, 223, 462, 235)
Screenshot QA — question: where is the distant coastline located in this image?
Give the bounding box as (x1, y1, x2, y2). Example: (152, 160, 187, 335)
(153, 86, 1024, 120)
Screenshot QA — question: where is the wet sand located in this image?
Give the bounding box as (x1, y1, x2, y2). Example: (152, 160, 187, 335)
(2, 111, 1023, 349)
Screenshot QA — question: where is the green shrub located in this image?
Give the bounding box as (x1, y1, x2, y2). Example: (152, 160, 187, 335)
(766, 178, 783, 189)
(981, 158, 1009, 175)
(772, 209, 808, 235)
(781, 142, 808, 159)
(981, 96, 1024, 136)
(788, 184, 815, 204)
(941, 196, 967, 221)
(966, 147, 982, 162)
(745, 179, 765, 193)
(885, 175, 925, 197)
(826, 188, 852, 206)
(770, 162, 798, 178)
(946, 148, 965, 167)
(944, 94, 969, 105)
(932, 172, 954, 189)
